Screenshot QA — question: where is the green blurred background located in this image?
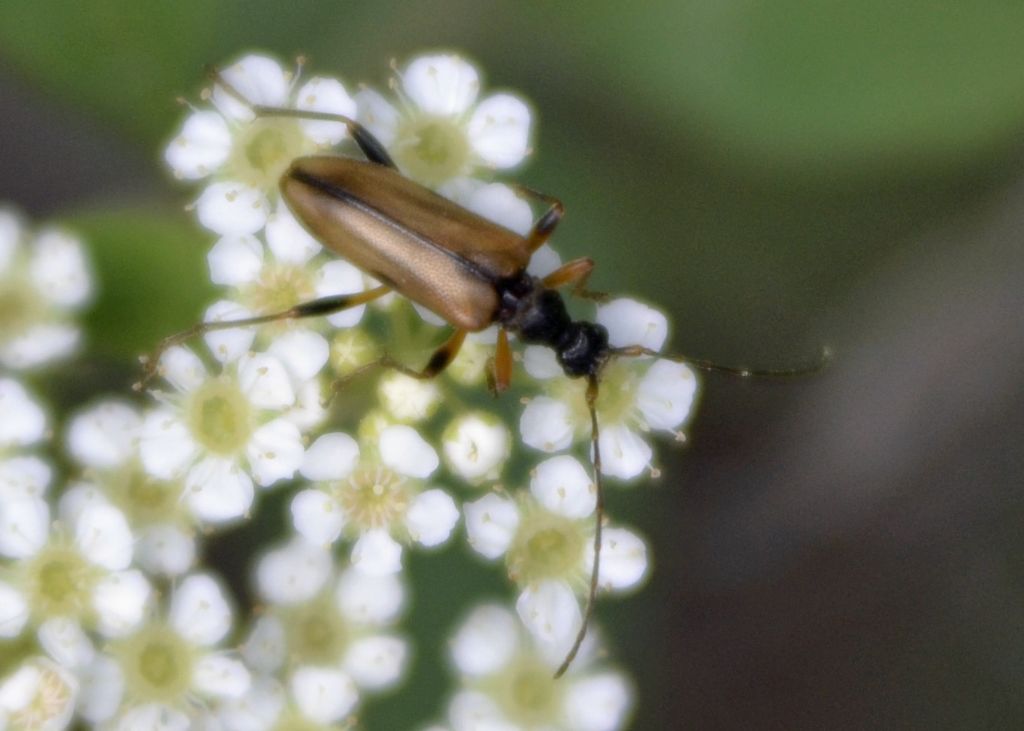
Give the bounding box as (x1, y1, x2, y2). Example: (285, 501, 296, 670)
(3, 1, 1024, 728)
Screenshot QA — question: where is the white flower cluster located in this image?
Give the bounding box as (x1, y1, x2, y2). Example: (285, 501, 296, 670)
(1, 51, 700, 731)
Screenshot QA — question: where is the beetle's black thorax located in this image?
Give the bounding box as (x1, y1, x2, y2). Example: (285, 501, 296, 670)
(495, 273, 610, 378)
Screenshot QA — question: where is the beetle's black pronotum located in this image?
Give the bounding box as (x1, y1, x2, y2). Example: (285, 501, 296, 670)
(143, 67, 827, 678)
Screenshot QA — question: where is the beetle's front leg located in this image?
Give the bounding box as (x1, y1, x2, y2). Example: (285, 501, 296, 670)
(513, 184, 565, 253)
(206, 66, 397, 169)
(541, 257, 608, 303)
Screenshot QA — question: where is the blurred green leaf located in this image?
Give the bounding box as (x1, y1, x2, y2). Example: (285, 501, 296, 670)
(529, 0, 1024, 171)
(69, 208, 214, 359)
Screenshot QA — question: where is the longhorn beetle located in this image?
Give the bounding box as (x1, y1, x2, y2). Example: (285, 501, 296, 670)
(143, 66, 828, 678)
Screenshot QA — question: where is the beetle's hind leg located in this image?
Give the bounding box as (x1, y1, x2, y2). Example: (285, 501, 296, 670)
(205, 66, 396, 168)
(136, 286, 390, 391)
(329, 328, 467, 400)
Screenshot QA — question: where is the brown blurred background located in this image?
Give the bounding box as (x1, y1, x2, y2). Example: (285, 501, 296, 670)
(2, 1, 1024, 728)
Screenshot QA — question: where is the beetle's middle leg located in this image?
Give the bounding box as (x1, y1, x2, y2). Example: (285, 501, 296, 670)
(329, 328, 467, 399)
(513, 184, 565, 253)
(542, 257, 608, 302)
(137, 286, 390, 390)
(206, 67, 396, 168)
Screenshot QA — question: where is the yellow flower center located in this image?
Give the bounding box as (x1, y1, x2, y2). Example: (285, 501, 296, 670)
(186, 377, 254, 456)
(394, 116, 470, 186)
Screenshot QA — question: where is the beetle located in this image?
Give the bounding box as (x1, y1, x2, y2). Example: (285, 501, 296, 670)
(143, 67, 828, 678)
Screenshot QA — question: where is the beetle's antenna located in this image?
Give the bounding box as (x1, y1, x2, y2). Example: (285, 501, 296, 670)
(612, 344, 833, 379)
(554, 374, 604, 679)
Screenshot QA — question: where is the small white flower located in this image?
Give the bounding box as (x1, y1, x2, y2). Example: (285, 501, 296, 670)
(0, 494, 151, 644)
(446, 603, 633, 731)
(378, 371, 442, 423)
(291, 426, 459, 572)
(139, 344, 308, 524)
(102, 573, 250, 726)
(357, 53, 532, 189)
(0, 656, 78, 731)
(519, 299, 699, 479)
(0, 208, 92, 370)
(463, 455, 648, 650)
(244, 559, 409, 721)
(166, 53, 358, 234)
(442, 412, 511, 485)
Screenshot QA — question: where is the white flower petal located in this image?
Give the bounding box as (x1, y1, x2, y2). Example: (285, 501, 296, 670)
(31, 228, 92, 307)
(450, 604, 518, 676)
(290, 667, 357, 724)
(463, 493, 519, 560)
(38, 617, 94, 668)
(525, 243, 562, 278)
(0, 324, 80, 369)
(403, 54, 480, 116)
(208, 234, 264, 286)
(241, 615, 287, 674)
(335, 568, 406, 625)
(0, 497, 49, 559)
(158, 345, 208, 393)
(116, 703, 189, 731)
(256, 538, 331, 605)
(218, 676, 285, 731)
(196, 182, 270, 236)
(296, 76, 357, 146)
(515, 580, 582, 657)
(0, 456, 52, 502)
(291, 489, 345, 546)
(468, 93, 531, 168)
(246, 418, 304, 487)
(66, 400, 139, 468)
(0, 580, 28, 637)
(267, 329, 329, 380)
(380, 425, 439, 479)
(265, 201, 322, 264)
(238, 353, 295, 409)
(586, 527, 649, 592)
(92, 570, 151, 636)
(596, 298, 668, 351)
(213, 54, 290, 121)
(165, 110, 232, 179)
(0, 378, 46, 447)
(461, 183, 532, 235)
(140, 410, 198, 480)
(185, 456, 254, 523)
(170, 573, 233, 646)
(77, 655, 124, 723)
(351, 529, 403, 575)
(194, 655, 251, 698)
(378, 372, 441, 423)
(343, 634, 408, 690)
(520, 396, 575, 453)
(203, 300, 257, 364)
(136, 525, 196, 577)
(0, 657, 77, 730)
(355, 87, 400, 146)
(564, 672, 633, 731)
(300, 432, 359, 481)
(405, 489, 459, 547)
(636, 359, 698, 430)
(442, 413, 510, 484)
(530, 455, 596, 519)
(75, 503, 134, 570)
(315, 259, 367, 327)
(598, 424, 652, 480)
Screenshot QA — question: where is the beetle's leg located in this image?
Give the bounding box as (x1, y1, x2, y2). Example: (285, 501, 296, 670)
(513, 184, 565, 253)
(611, 344, 833, 378)
(485, 328, 513, 396)
(206, 67, 396, 168)
(541, 257, 608, 303)
(136, 286, 390, 390)
(329, 328, 467, 398)
(554, 374, 604, 678)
